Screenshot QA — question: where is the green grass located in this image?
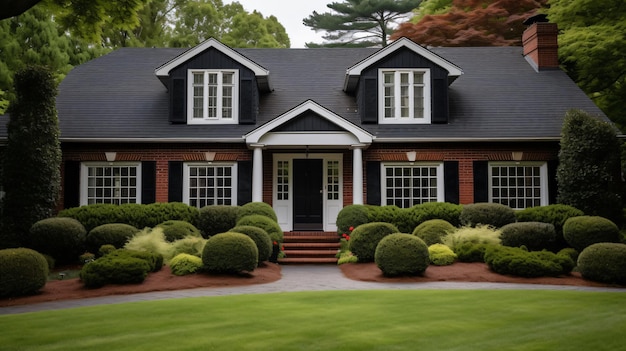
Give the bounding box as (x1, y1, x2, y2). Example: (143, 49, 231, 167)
(1, 290, 625, 350)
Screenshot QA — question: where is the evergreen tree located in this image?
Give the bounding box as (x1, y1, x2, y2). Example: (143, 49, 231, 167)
(1, 66, 62, 248)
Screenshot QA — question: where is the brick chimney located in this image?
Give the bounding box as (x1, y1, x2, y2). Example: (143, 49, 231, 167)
(522, 15, 559, 71)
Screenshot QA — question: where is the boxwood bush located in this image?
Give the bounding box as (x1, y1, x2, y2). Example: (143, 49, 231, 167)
(169, 253, 203, 276)
(453, 243, 495, 263)
(29, 217, 87, 264)
(236, 202, 278, 222)
(80, 254, 151, 288)
(499, 222, 557, 251)
(408, 202, 463, 228)
(87, 223, 139, 253)
(577, 243, 626, 284)
(202, 232, 258, 274)
(459, 203, 516, 228)
(336, 205, 369, 236)
(156, 220, 201, 242)
(197, 205, 240, 238)
(412, 219, 456, 246)
(516, 204, 584, 249)
(106, 249, 163, 272)
(348, 222, 399, 262)
(0, 248, 49, 298)
(168, 237, 207, 260)
(236, 215, 283, 244)
(375, 234, 429, 276)
(484, 246, 574, 277)
(563, 216, 620, 251)
(428, 243, 457, 266)
(230, 225, 272, 263)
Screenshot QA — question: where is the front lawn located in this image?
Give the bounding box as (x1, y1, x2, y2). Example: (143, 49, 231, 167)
(1, 289, 624, 350)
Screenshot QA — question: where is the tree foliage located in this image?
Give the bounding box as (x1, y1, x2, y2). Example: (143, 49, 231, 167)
(391, 0, 547, 46)
(303, 0, 423, 47)
(1, 66, 61, 247)
(556, 109, 622, 224)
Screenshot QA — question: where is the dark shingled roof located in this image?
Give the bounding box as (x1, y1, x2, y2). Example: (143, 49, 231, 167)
(0, 45, 607, 142)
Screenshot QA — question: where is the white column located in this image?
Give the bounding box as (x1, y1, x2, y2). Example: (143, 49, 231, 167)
(251, 144, 264, 202)
(352, 145, 364, 205)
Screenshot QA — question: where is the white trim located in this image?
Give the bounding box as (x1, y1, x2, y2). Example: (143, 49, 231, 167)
(80, 162, 142, 206)
(187, 69, 239, 124)
(488, 161, 548, 209)
(380, 162, 445, 207)
(182, 161, 238, 208)
(378, 69, 432, 124)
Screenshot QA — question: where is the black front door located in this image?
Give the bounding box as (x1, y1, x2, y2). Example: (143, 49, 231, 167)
(293, 159, 323, 231)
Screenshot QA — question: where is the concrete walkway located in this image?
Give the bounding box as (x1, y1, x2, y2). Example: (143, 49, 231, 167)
(2, 265, 625, 315)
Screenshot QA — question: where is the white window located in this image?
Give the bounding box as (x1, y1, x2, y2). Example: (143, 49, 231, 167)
(489, 162, 548, 209)
(184, 163, 237, 208)
(382, 163, 444, 208)
(379, 69, 431, 124)
(188, 70, 238, 124)
(80, 163, 141, 205)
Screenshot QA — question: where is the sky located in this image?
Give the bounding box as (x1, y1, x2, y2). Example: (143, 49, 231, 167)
(224, 0, 332, 48)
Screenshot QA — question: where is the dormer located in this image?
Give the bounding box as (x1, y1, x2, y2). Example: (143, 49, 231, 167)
(344, 38, 463, 125)
(155, 38, 271, 125)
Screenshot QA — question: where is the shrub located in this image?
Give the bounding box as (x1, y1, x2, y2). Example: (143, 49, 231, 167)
(80, 255, 151, 288)
(202, 232, 258, 274)
(484, 246, 574, 277)
(500, 222, 557, 251)
(577, 243, 626, 284)
(428, 244, 457, 266)
(98, 244, 116, 257)
(169, 253, 203, 276)
(348, 222, 399, 262)
(412, 219, 456, 246)
(197, 205, 240, 238)
(408, 202, 463, 227)
(563, 216, 620, 251)
(441, 225, 501, 251)
(516, 204, 584, 249)
(375, 234, 429, 276)
(337, 252, 358, 265)
(58, 204, 120, 231)
(336, 205, 369, 236)
(167, 237, 207, 261)
(230, 225, 272, 263)
(0, 248, 49, 298)
(391, 208, 413, 233)
(236, 202, 278, 222)
(459, 203, 516, 228)
(106, 249, 163, 272)
(236, 215, 283, 244)
(454, 243, 495, 263)
(156, 220, 201, 242)
(28, 217, 87, 264)
(86, 223, 139, 253)
(557, 247, 579, 264)
(124, 228, 171, 260)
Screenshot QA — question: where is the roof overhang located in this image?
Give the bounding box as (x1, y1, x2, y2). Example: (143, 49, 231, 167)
(344, 37, 464, 92)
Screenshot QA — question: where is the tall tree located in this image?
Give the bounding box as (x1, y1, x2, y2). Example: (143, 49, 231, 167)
(546, 0, 626, 129)
(1, 66, 61, 248)
(303, 0, 423, 48)
(392, 0, 547, 46)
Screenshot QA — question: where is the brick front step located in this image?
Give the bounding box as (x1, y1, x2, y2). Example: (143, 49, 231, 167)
(279, 231, 340, 264)
(279, 257, 338, 264)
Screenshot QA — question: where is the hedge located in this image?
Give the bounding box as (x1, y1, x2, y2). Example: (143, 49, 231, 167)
(563, 216, 620, 251)
(197, 205, 240, 238)
(29, 217, 87, 264)
(375, 234, 429, 276)
(336, 205, 369, 236)
(86, 223, 139, 253)
(348, 222, 399, 262)
(412, 219, 456, 246)
(156, 220, 202, 242)
(499, 222, 557, 251)
(484, 246, 574, 277)
(459, 203, 516, 228)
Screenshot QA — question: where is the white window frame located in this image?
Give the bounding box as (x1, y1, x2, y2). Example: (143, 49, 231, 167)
(381, 162, 444, 208)
(488, 162, 549, 209)
(183, 162, 238, 208)
(187, 69, 239, 124)
(80, 162, 141, 206)
(378, 69, 431, 124)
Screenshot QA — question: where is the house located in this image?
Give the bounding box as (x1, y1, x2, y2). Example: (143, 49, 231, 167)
(0, 20, 608, 232)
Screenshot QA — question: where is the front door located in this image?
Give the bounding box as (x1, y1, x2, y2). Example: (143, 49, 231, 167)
(293, 159, 323, 230)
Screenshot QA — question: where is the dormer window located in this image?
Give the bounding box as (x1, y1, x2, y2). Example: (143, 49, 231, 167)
(379, 69, 431, 124)
(188, 70, 239, 124)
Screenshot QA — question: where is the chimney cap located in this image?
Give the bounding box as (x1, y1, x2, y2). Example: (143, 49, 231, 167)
(523, 14, 549, 26)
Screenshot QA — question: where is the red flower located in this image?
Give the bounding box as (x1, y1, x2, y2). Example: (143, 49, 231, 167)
(346, 235, 350, 241)
(349, 226, 354, 231)
(342, 233, 347, 238)
(273, 241, 277, 245)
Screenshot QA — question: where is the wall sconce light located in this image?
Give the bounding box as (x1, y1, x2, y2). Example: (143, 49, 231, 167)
(511, 151, 524, 161)
(406, 151, 417, 162)
(105, 152, 117, 162)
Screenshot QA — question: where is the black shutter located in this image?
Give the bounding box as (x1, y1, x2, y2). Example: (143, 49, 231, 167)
(366, 161, 381, 205)
(237, 160, 252, 205)
(169, 78, 186, 123)
(473, 161, 489, 203)
(444, 161, 459, 204)
(432, 78, 449, 124)
(141, 161, 156, 204)
(239, 78, 256, 124)
(362, 77, 378, 124)
(168, 161, 183, 202)
(63, 161, 80, 209)
(547, 159, 558, 204)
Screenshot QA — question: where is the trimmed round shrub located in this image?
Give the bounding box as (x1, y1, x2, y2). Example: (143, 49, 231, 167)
(500, 222, 557, 251)
(484, 246, 574, 277)
(0, 248, 49, 297)
(441, 225, 501, 251)
(29, 217, 87, 264)
(408, 202, 463, 227)
(236, 215, 283, 243)
(156, 220, 201, 242)
(337, 205, 369, 236)
(87, 223, 139, 253)
(202, 232, 258, 274)
(375, 234, 429, 276)
(428, 244, 457, 266)
(197, 205, 240, 238)
(80, 255, 151, 288)
(169, 253, 203, 276)
(578, 243, 626, 284)
(516, 204, 584, 249)
(413, 219, 456, 246)
(236, 202, 278, 222)
(349, 222, 399, 262)
(230, 225, 272, 263)
(459, 203, 516, 228)
(563, 216, 620, 251)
